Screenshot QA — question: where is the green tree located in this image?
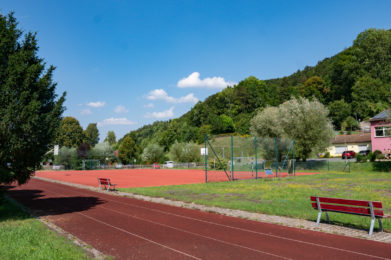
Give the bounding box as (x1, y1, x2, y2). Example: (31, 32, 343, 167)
(83, 123, 99, 147)
(104, 131, 116, 146)
(56, 117, 84, 147)
(54, 147, 77, 169)
(328, 99, 351, 129)
(251, 97, 334, 161)
(279, 97, 334, 160)
(197, 125, 212, 143)
(92, 142, 113, 163)
(0, 13, 65, 184)
(250, 106, 284, 138)
(341, 116, 359, 132)
(169, 142, 200, 162)
(301, 76, 327, 102)
(118, 136, 137, 164)
(351, 75, 389, 120)
(141, 143, 164, 163)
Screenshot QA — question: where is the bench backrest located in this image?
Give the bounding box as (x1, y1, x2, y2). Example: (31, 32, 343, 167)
(98, 178, 111, 185)
(310, 196, 384, 217)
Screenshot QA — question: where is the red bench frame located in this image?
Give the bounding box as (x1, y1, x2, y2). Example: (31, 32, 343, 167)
(98, 178, 117, 191)
(310, 196, 390, 236)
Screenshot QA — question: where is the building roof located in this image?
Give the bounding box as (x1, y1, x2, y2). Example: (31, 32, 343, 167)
(331, 133, 371, 144)
(370, 110, 391, 122)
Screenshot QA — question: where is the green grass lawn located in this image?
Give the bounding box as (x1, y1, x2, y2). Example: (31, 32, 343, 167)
(119, 169, 391, 232)
(0, 192, 92, 260)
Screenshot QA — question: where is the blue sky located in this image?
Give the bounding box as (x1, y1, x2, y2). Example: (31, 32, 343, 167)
(1, 1, 390, 141)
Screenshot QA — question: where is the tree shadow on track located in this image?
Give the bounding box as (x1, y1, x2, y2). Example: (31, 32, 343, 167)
(2, 186, 105, 218)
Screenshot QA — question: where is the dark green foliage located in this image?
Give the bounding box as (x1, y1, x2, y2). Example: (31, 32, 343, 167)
(372, 161, 391, 172)
(77, 143, 90, 159)
(371, 150, 383, 162)
(0, 13, 65, 184)
(83, 123, 99, 147)
(55, 117, 84, 147)
(341, 116, 359, 132)
(328, 99, 351, 129)
(119, 136, 137, 164)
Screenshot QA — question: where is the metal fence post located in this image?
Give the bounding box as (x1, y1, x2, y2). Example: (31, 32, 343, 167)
(231, 135, 234, 180)
(255, 136, 258, 179)
(275, 137, 278, 177)
(205, 134, 207, 183)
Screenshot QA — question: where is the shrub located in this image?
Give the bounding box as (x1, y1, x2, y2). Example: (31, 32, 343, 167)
(371, 150, 382, 162)
(323, 152, 330, 158)
(355, 153, 366, 163)
(208, 157, 229, 170)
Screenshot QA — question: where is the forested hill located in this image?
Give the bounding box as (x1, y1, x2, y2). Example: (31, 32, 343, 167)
(124, 29, 391, 150)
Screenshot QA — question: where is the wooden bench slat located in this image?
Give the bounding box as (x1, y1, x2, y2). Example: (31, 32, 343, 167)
(310, 196, 383, 208)
(311, 203, 385, 217)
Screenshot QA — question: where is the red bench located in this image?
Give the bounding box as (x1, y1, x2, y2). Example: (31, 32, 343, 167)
(310, 196, 390, 236)
(98, 178, 117, 191)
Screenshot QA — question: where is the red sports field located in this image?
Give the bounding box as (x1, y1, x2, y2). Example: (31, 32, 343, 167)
(36, 169, 319, 188)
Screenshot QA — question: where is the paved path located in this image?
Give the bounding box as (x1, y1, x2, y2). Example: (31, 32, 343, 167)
(7, 179, 391, 259)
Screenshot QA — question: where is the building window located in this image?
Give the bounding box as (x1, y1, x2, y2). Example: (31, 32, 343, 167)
(375, 126, 391, 137)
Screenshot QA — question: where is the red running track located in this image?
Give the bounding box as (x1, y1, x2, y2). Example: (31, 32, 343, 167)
(6, 178, 391, 259)
(36, 169, 318, 188)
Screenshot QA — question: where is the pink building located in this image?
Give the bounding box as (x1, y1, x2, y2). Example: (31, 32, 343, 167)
(370, 110, 391, 154)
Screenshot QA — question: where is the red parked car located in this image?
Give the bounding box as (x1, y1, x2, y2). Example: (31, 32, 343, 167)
(342, 150, 356, 159)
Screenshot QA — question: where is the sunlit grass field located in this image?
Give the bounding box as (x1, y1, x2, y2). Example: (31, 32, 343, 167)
(120, 169, 391, 232)
(0, 192, 92, 260)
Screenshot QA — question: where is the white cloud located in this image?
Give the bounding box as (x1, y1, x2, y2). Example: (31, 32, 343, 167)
(80, 109, 92, 115)
(176, 93, 199, 103)
(177, 72, 236, 89)
(87, 101, 106, 108)
(114, 105, 128, 113)
(146, 89, 198, 104)
(144, 103, 154, 108)
(145, 107, 174, 119)
(97, 117, 136, 127)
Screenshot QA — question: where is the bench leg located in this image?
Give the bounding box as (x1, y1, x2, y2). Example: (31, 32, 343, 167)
(369, 217, 375, 236)
(325, 212, 330, 224)
(316, 211, 322, 227)
(378, 218, 383, 232)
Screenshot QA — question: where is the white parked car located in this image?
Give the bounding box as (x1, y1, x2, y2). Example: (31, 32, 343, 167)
(163, 161, 174, 168)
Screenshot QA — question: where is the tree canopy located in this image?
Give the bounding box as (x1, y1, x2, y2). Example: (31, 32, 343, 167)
(0, 13, 65, 184)
(56, 117, 84, 148)
(104, 131, 116, 146)
(118, 136, 137, 164)
(84, 123, 99, 147)
(251, 97, 334, 160)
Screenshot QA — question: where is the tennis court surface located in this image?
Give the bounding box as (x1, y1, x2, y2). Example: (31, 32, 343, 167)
(7, 178, 391, 259)
(36, 169, 319, 188)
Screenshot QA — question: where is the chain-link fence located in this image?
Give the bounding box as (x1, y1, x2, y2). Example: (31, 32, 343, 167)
(204, 135, 352, 183)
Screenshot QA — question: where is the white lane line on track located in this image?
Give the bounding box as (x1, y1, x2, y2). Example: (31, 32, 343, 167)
(39, 180, 389, 260)
(75, 211, 201, 260)
(98, 205, 290, 260)
(41, 185, 288, 260)
(92, 192, 389, 260)
(31, 187, 201, 260)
